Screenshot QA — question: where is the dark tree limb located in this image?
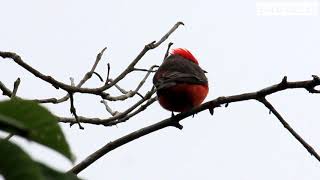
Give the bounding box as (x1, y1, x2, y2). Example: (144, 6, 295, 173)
(0, 47, 107, 104)
(68, 92, 83, 129)
(36, 47, 107, 103)
(105, 96, 157, 126)
(58, 88, 157, 126)
(0, 81, 12, 97)
(68, 75, 320, 174)
(164, 42, 174, 60)
(1, 21, 319, 177)
(60, 75, 320, 126)
(258, 97, 320, 161)
(0, 78, 21, 99)
(102, 65, 158, 101)
(11, 78, 21, 98)
(0, 22, 183, 96)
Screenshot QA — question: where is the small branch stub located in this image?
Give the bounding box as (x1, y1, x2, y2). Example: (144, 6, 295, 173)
(209, 107, 214, 115)
(171, 121, 183, 130)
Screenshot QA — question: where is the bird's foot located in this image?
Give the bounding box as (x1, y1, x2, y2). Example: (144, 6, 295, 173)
(171, 111, 175, 118)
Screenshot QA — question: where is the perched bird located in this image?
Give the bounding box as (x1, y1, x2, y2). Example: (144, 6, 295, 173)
(153, 48, 209, 113)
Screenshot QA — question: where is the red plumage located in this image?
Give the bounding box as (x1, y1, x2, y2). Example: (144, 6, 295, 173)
(171, 48, 199, 64)
(153, 48, 209, 112)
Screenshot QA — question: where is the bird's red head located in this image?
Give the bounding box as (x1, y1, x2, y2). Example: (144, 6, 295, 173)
(171, 48, 199, 65)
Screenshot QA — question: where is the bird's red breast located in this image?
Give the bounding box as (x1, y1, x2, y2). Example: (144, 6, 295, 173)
(158, 83, 208, 112)
(153, 48, 209, 112)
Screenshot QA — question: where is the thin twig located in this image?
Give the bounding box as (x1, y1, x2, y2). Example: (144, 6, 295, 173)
(70, 77, 75, 86)
(102, 65, 158, 101)
(68, 75, 320, 174)
(101, 21, 184, 91)
(110, 80, 128, 94)
(258, 97, 320, 161)
(0, 47, 108, 104)
(59, 88, 157, 126)
(106, 63, 110, 82)
(0, 22, 183, 95)
(60, 75, 320, 126)
(11, 78, 21, 98)
(100, 100, 119, 116)
(36, 47, 107, 104)
(68, 92, 84, 129)
(106, 97, 157, 126)
(93, 72, 103, 82)
(0, 81, 12, 97)
(133, 65, 158, 93)
(68, 116, 175, 174)
(132, 68, 158, 73)
(164, 42, 174, 60)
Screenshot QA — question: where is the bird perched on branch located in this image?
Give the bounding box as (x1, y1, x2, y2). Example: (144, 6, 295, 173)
(153, 48, 209, 113)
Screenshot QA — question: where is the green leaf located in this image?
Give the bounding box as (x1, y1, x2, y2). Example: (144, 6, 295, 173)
(0, 140, 81, 180)
(0, 139, 44, 180)
(37, 163, 81, 180)
(0, 98, 74, 161)
(0, 113, 28, 137)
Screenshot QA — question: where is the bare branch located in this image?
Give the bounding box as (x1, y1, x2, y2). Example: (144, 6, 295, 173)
(2, 21, 317, 176)
(58, 88, 156, 126)
(132, 67, 158, 73)
(36, 47, 107, 104)
(69, 77, 75, 86)
(133, 65, 158, 93)
(0, 47, 108, 104)
(100, 65, 158, 101)
(164, 42, 174, 60)
(106, 97, 157, 126)
(0, 81, 12, 97)
(69, 75, 320, 174)
(0, 78, 21, 99)
(106, 63, 110, 82)
(100, 100, 119, 116)
(0, 22, 183, 95)
(11, 78, 21, 98)
(60, 76, 320, 126)
(68, 92, 84, 129)
(92, 72, 103, 82)
(258, 97, 320, 161)
(68, 115, 174, 174)
(110, 80, 128, 94)
(100, 21, 183, 91)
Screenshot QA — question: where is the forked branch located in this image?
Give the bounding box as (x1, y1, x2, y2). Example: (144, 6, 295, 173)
(69, 75, 320, 174)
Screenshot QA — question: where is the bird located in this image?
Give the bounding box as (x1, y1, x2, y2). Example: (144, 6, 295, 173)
(153, 48, 209, 114)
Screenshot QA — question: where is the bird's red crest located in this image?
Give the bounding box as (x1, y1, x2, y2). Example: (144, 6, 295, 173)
(171, 48, 198, 64)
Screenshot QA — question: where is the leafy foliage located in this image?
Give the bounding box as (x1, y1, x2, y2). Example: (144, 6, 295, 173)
(0, 139, 44, 180)
(0, 98, 78, 179)
(0, 140, 80, 180)
(0, 98, 73, 161)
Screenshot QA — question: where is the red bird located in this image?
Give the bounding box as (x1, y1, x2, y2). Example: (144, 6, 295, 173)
(153, 48, 209, 113)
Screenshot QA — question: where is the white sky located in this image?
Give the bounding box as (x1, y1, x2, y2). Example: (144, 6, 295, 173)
(1, 0, 320, 179)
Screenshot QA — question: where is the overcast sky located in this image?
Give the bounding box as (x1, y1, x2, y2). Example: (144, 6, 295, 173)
(1, 0, 320, 179)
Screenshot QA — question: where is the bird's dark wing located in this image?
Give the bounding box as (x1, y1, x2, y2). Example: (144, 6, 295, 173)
(153, 54, 208, 90)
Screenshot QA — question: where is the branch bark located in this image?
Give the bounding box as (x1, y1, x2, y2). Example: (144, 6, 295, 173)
(69, 75, 320, 174)
(1, 21, 319, 177)
(258, 97, 320, 161)
(0, 22, 184, 97)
